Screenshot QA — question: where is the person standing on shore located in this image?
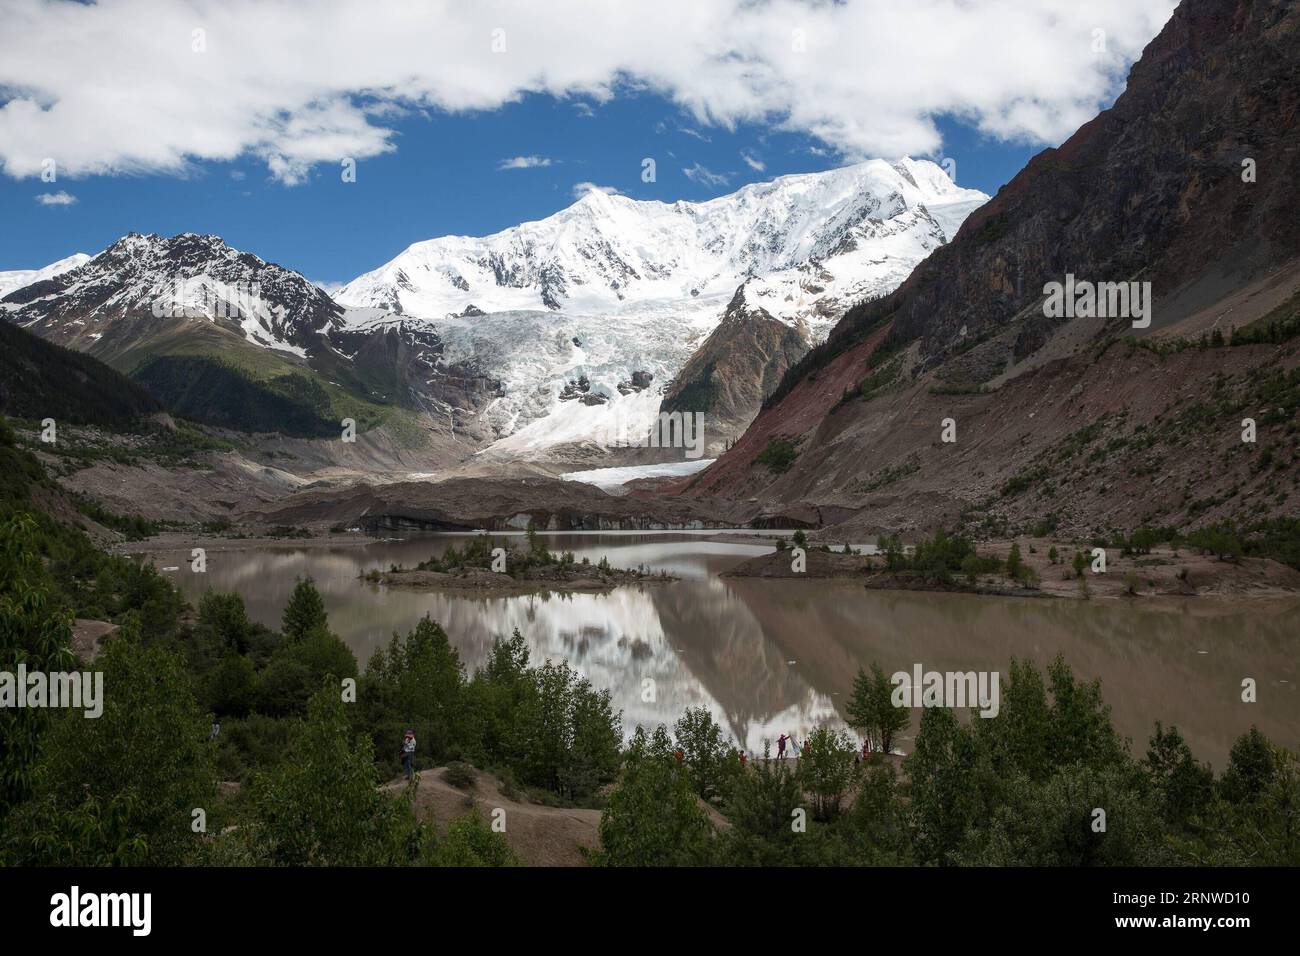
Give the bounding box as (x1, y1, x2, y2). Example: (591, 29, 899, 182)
(777, 734, 788, 759)
(401, 729, 416, 781)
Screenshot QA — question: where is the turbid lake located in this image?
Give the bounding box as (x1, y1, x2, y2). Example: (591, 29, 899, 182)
(139, 530, 1300, 767)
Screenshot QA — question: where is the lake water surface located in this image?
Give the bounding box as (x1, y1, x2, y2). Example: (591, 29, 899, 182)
(140, 531, 1300, 767)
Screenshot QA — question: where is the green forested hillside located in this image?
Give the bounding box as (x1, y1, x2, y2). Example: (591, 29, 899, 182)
(0, 320, 160, 428)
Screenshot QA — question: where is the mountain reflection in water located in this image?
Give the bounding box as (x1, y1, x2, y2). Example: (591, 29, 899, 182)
(142, 531, 1300, 768)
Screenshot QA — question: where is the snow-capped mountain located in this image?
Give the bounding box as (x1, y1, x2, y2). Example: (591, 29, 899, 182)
(0, 252, 91, 300)
(0, 160, 986, 460)
(338, 158, 985, 318)
(1, 233, 343, 358)
(337, 158, 987, 456)
(1, 232, 501, 447)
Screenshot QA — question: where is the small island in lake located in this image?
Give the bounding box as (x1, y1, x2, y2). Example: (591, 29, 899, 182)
(362, 528, 676, 594)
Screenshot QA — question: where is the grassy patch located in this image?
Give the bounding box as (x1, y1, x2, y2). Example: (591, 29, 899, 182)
(755, 436, 799, 473)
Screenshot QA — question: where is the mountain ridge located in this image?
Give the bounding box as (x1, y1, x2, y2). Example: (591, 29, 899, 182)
(679, 0, 1300, 542)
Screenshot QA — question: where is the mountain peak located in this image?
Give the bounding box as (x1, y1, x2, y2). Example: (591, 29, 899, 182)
(3, 231, 341, 357)
(337, 158, 988, 319)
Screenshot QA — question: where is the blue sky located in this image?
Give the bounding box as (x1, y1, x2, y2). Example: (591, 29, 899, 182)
(0, 92, 1038, 285)
(2, 1, 1178, 286)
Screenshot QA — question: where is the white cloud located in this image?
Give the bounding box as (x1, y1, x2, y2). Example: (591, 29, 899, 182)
(683, 163, 729, 188)
(497, 155, 555, 170)
(571, 181, 621, 200)
(740, 149, 765, 172)
(35, 190, 77, 206)
(0, 0, 1178, 185)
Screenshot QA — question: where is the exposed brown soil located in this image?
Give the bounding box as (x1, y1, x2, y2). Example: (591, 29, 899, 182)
(52, 450, 314, 525)
(675, 335, 1299, 541)
(381, 766, 602, 867)
(250, 474, 730, 533)
(723, 539, 1300, 600)
(113, 530, 378, 555)
(721, 548, 873, 580)
(70, 619, 117, 662)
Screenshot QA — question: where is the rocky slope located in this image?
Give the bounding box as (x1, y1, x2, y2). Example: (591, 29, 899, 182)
(2, 232, 342, 356)
(1, 233, 500, 455)
(659, 282, 810, 456)
(679, 0, 1300, 541)
(251, 475, 727, 533)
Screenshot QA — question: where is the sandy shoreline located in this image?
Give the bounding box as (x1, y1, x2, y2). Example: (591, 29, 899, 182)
(722, 538, 1300, 603)
(113, 530, 383, 556)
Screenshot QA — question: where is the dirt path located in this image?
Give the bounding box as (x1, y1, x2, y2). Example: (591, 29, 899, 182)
(381, 767, 602, 867)
(71, 619, 116, 662)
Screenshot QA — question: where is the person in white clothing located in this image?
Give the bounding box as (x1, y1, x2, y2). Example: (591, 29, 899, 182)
(401, 729, 417, 780)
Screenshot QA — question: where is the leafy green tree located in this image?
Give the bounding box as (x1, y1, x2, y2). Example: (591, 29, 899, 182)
(294, 624, 358, 685)
(249, 686, 420, 866)
(564, 672, 624, 800)
(798, 726, 859, 821)
(281, 577, 328, 642)
(844, 758, 913, 864)
(1143, 723, 1213, 830)
(197, 590, 254, 654)
(511, 659, 621, 800)
(121, 562, 186, 643)
(722, 743, 803, 858)
(0, 514, 75, 819)
(6, 627, 216, 865)
(254, 652, 316, 717)
(1072, 550, 1088, 578)
(846, 662, 908, 755)
(423, 810, 517, 866)
(877, 534, 905, 569)
(1221, 746, 1300, 865)
(525, 520, 548, 561)
(1045, 656, 1124, 771)
(970, 658, 1052, 781)
(360, 615, 466, 768)
(594, 726, 714, 866)
(1006, 541, 1024, 578)
(255, 624, 356, 717)
(904, 706, 985, 865)
(1220, 726, 1278, 805)
(673, 706, 736, 804)
(203, 651, 257, 718)
(957, 763, 1171, 866)
(463, 630, 534, 765)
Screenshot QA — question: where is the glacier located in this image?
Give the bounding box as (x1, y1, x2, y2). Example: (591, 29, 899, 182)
(335, 157, 987, 458)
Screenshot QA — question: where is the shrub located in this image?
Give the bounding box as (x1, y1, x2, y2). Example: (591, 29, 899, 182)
(445, 761, 476, 790)
(756, 437, 799, 473)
